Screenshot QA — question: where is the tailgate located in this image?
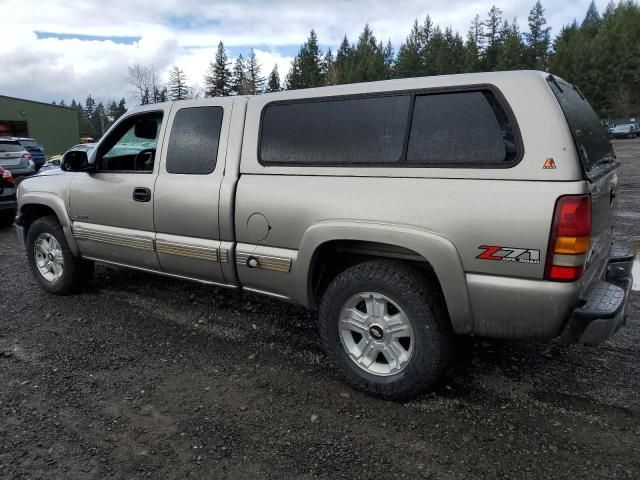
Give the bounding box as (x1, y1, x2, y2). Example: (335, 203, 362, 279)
(0, 154, 24, 167)
(587, 167, 618, 275)
(547, 75, 619, 280)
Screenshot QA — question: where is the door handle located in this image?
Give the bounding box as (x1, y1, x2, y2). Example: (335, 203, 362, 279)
(133, 187, 151, 202)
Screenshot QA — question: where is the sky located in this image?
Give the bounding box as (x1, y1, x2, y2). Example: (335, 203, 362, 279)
(0, 0, 610, 108)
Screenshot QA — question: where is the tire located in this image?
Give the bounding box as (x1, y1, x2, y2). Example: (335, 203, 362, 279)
(26, 216, 94, 295)
(0, 209, 16, 227)
(318, 260, 453, 400)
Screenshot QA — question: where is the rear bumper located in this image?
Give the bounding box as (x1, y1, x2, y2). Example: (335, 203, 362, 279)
(560, 243, 635, 344)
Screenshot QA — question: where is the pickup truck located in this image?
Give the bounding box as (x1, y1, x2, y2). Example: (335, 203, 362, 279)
(15, 71, 635, 399)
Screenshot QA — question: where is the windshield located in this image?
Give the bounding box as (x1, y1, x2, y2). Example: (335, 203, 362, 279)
(547, 76, 614, 176)
(0, 141, 24, 153)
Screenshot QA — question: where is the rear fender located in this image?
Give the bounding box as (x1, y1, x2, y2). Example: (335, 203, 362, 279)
(296, 221, 473, 334)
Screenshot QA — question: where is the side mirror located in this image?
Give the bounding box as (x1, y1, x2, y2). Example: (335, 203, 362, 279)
(61, 150, 94, 172)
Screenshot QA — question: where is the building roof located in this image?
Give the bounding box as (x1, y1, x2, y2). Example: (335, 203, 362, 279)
(0, 94, 78, 111)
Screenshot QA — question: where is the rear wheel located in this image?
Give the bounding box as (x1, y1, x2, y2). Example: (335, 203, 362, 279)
(319, 260, 453, 400)
(26, 216, 94, 295)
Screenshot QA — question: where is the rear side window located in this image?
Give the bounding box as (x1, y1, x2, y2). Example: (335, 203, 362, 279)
(260, 95, 411, 165)
(0, 141, 24, 153)
(259, 89, 518, 167)
(166, 107, 223, 174)
(547, 77, 614, 175)
(407, 92, 517, 165)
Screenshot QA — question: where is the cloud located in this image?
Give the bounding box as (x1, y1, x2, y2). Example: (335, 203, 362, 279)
(0, 0, 608, 106)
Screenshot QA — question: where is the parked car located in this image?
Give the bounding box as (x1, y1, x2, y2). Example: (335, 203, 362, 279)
(610, 124, 637, 139)
(14, 71, 635, 399)
(0, 137, 35, 179)
(0, 166, 17, 227)
(42, 143, 96, 172)
(12, 137, 46, 170)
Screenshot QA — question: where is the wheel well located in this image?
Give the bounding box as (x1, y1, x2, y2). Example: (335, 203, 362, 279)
(20, 204, 58, 237)
(309, 240, 444, 308)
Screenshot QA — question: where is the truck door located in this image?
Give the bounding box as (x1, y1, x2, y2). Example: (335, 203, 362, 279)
(70, 106, 169, 270)
(153, 97, 235, 285)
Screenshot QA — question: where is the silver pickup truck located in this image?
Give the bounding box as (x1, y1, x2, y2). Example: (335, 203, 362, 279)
(15, 71, 635, 399)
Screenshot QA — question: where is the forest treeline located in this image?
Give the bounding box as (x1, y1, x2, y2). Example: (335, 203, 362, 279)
(55, 0, 640, 138)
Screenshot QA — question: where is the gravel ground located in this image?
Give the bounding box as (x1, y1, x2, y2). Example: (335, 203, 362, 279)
(1, 140, 639, 480)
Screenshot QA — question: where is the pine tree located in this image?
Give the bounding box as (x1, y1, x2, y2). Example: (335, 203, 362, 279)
(582, 0, 602, 35)
(265, 65, 281, 92)
(246, 49, 265, 94)
(167, 66, 189, 101)
(204, 42, 232, 97)
(498, 19, 526, 70)
(231, 54, 250, 95)
(482, 6, 503, 71)
(328, 35, 354, 84)
(141, 88, 150, 105)
(349, 24, 387, 83)
(84, 95, 96, 119)
(525, 1, 551, 70)
(286, 29, 324, 89)
(396, 20, 424, 78)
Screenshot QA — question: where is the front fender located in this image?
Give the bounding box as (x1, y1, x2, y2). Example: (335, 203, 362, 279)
(295, 221, 473, 334)
(19, 192, 79, 256)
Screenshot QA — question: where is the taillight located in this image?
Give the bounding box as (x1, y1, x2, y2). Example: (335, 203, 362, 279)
(22, 152, 32, 160)
(544, 195, 591, 282)
(1, 168, 13, 187)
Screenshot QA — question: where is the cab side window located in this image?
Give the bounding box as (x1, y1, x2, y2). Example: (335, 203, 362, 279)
(167, 107, 223, 175)
(96, 112, 163, 173)
(166, 107, 223, 174)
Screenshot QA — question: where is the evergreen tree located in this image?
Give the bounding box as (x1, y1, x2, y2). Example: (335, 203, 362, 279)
(141, 88, 150, 105)
(582, 0, 602, 35)
(231, 54, 250, 95)
(396, 20, 424, 78)
(482, 6, 504, 71)
(328, 35, 354, 84)
(525, 1, 551, 69)
(348, 24, 388, 83)
(84, 95, 96, 119)
(246, 49, 265, 94)
(498, 19, 526, 70)
(204, 42, 232, 97)
(286, 29, 324, 89)
(265, 65, 282, 92)
(167, 66, 189, 101)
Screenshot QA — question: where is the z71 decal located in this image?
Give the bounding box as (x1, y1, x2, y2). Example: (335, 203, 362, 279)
(477, 245, 541, 264)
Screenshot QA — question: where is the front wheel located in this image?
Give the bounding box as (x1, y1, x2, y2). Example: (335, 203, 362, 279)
(318, 260, 453, 400)
(26, 216, 94, 295)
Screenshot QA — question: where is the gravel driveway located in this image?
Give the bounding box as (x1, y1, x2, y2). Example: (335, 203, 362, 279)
(1, 140, 639, 479)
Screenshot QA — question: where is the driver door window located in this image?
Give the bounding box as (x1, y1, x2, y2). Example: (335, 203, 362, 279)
(96, 112, 163, 172)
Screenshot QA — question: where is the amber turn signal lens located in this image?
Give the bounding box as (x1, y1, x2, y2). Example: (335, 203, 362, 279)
(554, 235, 590, 255)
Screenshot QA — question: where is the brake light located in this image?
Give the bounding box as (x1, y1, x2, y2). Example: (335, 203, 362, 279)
(545, 195, 591, 282)
(1, 168, 13, 187)
(22, 152, 32, 160)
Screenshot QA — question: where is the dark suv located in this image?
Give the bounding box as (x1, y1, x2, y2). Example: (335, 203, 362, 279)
(13, 137, 46, 170)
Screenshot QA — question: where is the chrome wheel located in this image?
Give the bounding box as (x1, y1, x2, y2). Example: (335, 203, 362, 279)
(339, 292, 414, 376)
(34, 233, 64, 283)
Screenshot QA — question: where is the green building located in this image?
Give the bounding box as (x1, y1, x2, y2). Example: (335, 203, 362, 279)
(0, 95, 80, 156)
